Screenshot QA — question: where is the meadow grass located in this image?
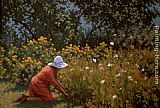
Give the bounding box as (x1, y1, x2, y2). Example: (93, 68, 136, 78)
(0, 80, 82, 108)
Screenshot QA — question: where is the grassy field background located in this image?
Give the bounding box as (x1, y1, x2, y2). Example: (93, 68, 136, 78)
(0, 80, 82, 108)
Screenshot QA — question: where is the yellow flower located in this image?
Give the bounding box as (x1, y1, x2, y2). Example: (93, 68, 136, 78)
(22, 46, 27, 48)
(41, 54, 45, 58)
(38, 36, 47, 43)
(70, 44, 72, 47)
(28, 40, 34, 45)
(100, 42, 106, 46)
(5, 57, 10, 62)
(26, 57, 32, 62)
(35, 61, 42, 65)
(12, 55, 17, 58)
(62, 48, 65, 51)
(11, 51, 14, 54)
(35, 47, 38, 49)
(1, 48, 5, 52)
(39, 46, 42, 48)
(53, 48, 56, 51)
(83, 52, 86, 55)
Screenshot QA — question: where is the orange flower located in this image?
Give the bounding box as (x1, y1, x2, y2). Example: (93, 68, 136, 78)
(35, 61, 42, 65)
(38, 36, 47, 43)
(28, 40, 34, 45)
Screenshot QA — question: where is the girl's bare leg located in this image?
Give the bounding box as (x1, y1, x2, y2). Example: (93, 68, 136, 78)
(26, 97, 43, 101)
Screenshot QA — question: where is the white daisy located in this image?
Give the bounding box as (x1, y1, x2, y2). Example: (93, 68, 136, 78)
(100, 80, 105, 84)
(110, 42, 114, 46)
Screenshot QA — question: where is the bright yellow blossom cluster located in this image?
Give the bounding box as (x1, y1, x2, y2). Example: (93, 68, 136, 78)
(38, 36, 47, 43)
(27, 39, 35, 45)
(35, 61, 42, 65)
(25, 57, 33, 63)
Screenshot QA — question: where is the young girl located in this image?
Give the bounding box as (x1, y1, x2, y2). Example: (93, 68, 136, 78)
(16, 56, 69, 102)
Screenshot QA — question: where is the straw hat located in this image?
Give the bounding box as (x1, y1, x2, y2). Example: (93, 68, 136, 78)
(48, 56, 68, 68)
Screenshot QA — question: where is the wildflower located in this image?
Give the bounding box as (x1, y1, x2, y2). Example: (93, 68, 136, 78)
(28, 40, 34, 45)
(35, 61, 42, 65)
(100, 80, 105, 84)
(89, 70, 93, 73)
(107, 63, 112, 67)
(144, 77, 147, 80)
(120, 69, 127, 73)
(35, 47, 38, 49)
(83, 77, 86, 81)
(53, 48, 56, 51)
(112, 95, 117, 99)
(93, 58, 97, 63)
(70, 44, 72, 47)
(110, 42, 114, 46)
(128, 76, 133, 81)
(114, 54, 118, 58)
(134, 81, 137, 84)
(22, 46, 27, 48)
(26, 57, 32, 62)
(135, 64, 140, 68)
(115, 73, 121, 77)
(99, 66, 104, 71)
(127, 62, 130, 64)
(100, 42, 106, 46)
(85, 67, 89, 70)
(126, 100, 129, 103)
(12, 55, 17, 58)
(128, 76, 132, 79)
(62, 48, 65, 51)
(141, 68, 145, 71)
(41, 54, 45, 58)
(113, 34, 117, 37)
(79, 68, 83, 72)
(129, 36, 133, 39)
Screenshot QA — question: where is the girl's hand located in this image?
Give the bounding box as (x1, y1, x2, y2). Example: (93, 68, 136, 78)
(63, 86, 69, 93)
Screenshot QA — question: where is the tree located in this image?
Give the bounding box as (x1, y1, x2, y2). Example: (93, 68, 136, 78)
(69, 0, 160, 35)
(1, 0, 76, 49)
(1, 0, 159, 49)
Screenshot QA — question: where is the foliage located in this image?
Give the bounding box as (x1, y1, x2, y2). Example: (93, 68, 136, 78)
(0, 36, 159, 107)
(70, 0, 160, 35)
(1, 0, 73, 48)
(0, 36, 56, 85)
(1, 0, 160, 49)
(61, 57, 159, 107)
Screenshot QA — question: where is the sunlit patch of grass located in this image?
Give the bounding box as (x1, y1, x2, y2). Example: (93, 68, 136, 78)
(0, 80, 82, 108)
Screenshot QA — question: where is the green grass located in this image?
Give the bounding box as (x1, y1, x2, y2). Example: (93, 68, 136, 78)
(0, 80, 82, 108)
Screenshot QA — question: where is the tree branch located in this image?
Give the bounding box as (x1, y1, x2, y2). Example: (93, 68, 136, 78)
(12, 18, 34, 37)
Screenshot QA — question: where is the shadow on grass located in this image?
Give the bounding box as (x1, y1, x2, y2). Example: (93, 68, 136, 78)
(0, 80, 82, 108)
(0, 79, 28, 92)
(13, 99, 82, 108)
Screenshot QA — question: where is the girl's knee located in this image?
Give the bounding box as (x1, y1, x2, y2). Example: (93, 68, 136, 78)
(44, 96, 56, 102)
